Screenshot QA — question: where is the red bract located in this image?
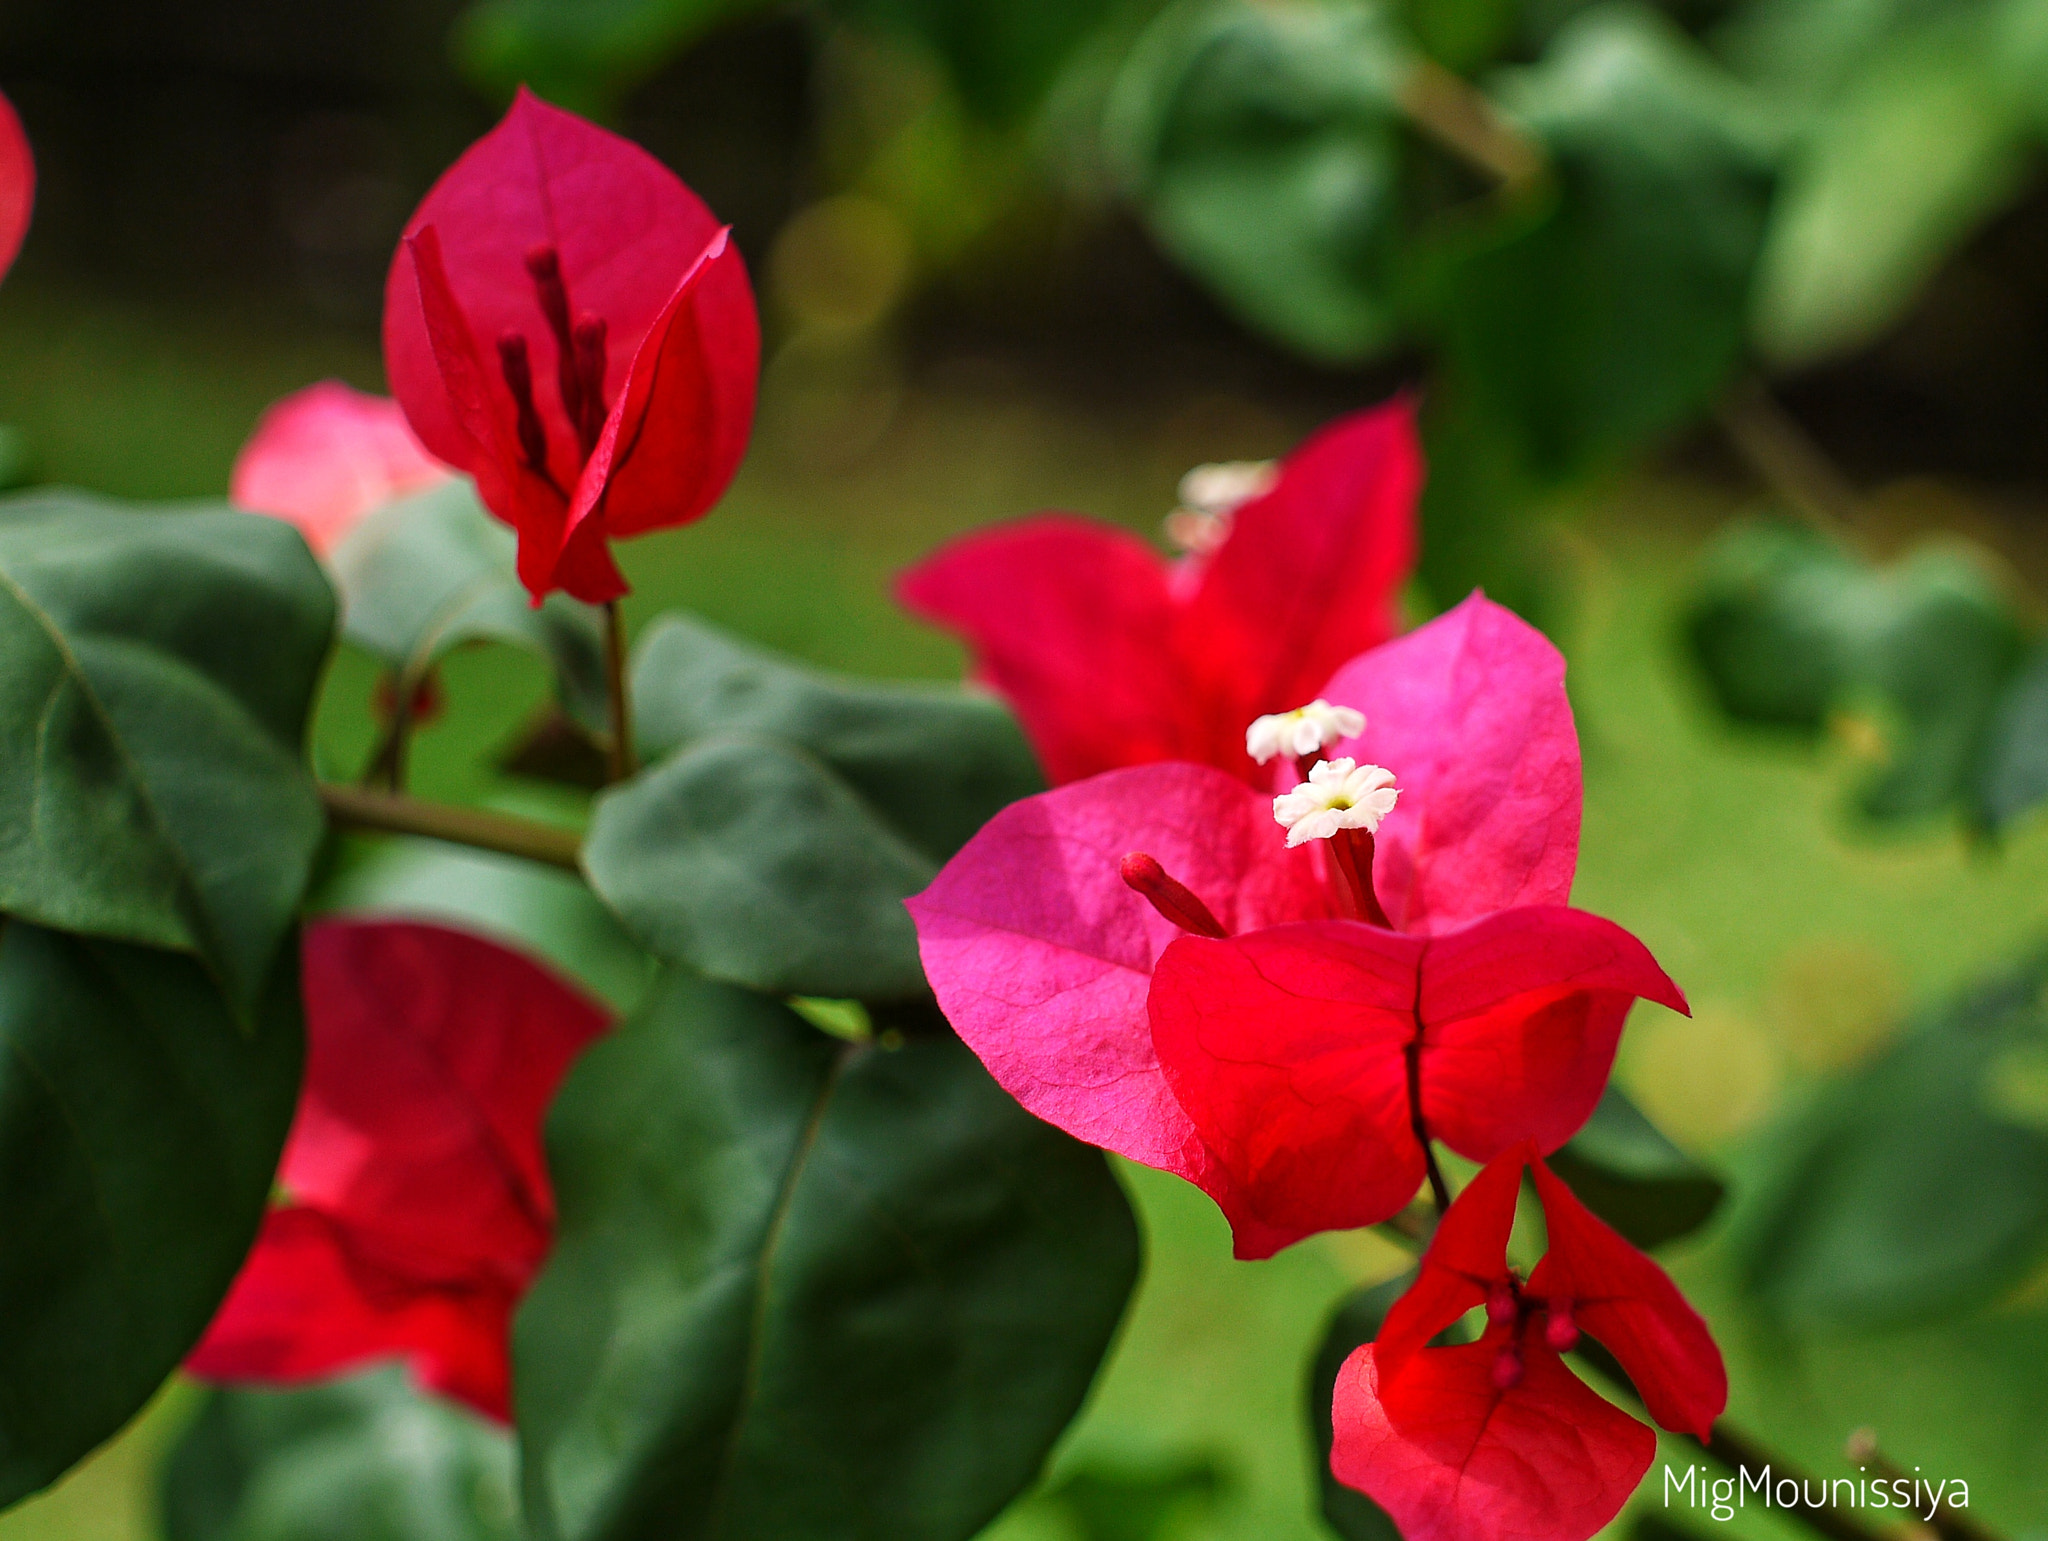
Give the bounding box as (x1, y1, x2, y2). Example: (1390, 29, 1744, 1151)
(384, 88, 759, 603)
(897, 400, 1420, 784)
(911, 595, 1683, 1256)
(1331, 1149, 1727, 1541)
(187, 920, 610, 1421)
(231, 382, 451, 555)
(0, 90, 33, 284)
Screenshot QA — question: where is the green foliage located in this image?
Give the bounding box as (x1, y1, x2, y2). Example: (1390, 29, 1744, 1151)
(453, 0, 754, 117)
(162, 1371, 517, 1541)
(1042, 1458, 1228, 1541)
(514, 970, 1141, 1541)
(1549, 1085, 1726, 1248)
(0, 922, 302, 1509)
(1685, 518, 2035, 825)
(839, 0, 1128, 125)
(0, 492, 333, 1019)
(1738, 944, 2048, 1324)
(1106, 0, 1414, 364)
(333, 480, 608, 736)
(584, 615, 1040, 1001)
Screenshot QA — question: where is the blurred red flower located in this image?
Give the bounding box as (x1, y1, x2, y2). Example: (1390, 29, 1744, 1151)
(384, 88, 758, 603)
(910, 595, 1685, 1257)
(897, 399, 1420, 785)
(231, 381, 450, 555)
(0, 90, 30, 284)
(1332, 1148, 1727, 1541)
(187, 920, 610, 1421)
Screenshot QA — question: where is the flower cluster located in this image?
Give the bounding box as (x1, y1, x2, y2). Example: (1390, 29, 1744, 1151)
(904, 447, 1726, 1540)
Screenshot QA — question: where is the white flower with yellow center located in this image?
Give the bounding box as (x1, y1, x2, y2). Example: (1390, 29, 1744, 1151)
(1272, 758, 1399, 848)
(1245, 699, 1366, 765)
(1162, 458, 1279, 554)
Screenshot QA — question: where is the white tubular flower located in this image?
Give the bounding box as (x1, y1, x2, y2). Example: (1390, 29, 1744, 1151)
(1163, 459, 1279, 555)
(1273, 758, 1399, 848)
(1245, 699, 1366, 765)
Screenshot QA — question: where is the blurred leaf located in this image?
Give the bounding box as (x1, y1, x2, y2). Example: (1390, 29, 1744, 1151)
(1044, 1457, 1227, 1541)
(0, 921, 302, 1508)
(586, 615, 1041, 1001)
(332, 480, 608, 735)
(1685, 519, 2031, 823)
(1404, 0, 1518, 72)
(453, 0, 766, 117)
(1436, 5, 1778, 475)
(309, 832, 656, 1015)
(1548, 1084, 1726, 1248)
(1106, 0, 1413, 364)
(514, 970, 1141, 1541)
(835, 0, 1127, 124)
(1978, 643, 2048, 833)
(1749, 17, 2031, 366)
(162, 1370, 516, 1541)
(0, 491, 332, 1019)
(1739, 945, 2048, 1325)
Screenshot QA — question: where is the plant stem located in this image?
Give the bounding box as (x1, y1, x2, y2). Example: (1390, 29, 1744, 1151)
(1844, 1428, 2004, 1541)
(1717, 378, 1867, 539)
(604, 600, 635, 783)
(319, 784, 583, 872)
(1683, 1423, 1894, 1541)
(1396, 56, 1547, 197)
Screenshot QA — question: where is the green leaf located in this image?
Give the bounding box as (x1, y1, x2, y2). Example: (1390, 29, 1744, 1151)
(514, 971, 1141, 1541)
(332, 479, 608, 735)
(161, 1370, 517, 1541)
(833, 0, 1126, 124)
(1435, 5, 1778, 475)
(1548, 1085, 1725, 1249)
(1685, 519, 2032, 823)
(1042, 1457, 1227, 1541)
(1305, 1275, 1410, 1541)
(585, 615, 1042, 1000)
(1977, 643, 2048, 833)
(1737, 945, 2048, 1325)
(1749, 18, 2031, 367)
(0, 920, 303, 1508)
(453, 0, 765, 118)
(0, 491, 332, 1017)
(1105, 0, 1412, 364)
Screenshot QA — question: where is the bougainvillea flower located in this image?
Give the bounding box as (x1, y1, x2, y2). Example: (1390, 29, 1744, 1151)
(0, 90, 31, 284)
(910, 595, 1684, 1256)
(384, 87, 758, 603)
(1331, 1149, 1727, 1541)
(230, 381, 451, 554)
(188, 920, 610, 1421)
(897, 399, 1419, 784)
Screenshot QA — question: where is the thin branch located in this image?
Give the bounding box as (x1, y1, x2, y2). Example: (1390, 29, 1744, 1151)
(320, 783, 583, 872)
(1717, 378, 1867, 538)
(604, 600, 635, 783)
(1685, 1423, 1896, 1541)
(1396, 56, 1548, 197)
(1845, 1428, 2004, 1541)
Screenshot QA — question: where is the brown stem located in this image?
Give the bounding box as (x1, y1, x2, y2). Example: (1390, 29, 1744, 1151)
(604, 600, 635, 783)
(1844, 1429, 2004, 1541)
(1717, 378, 1867, 539)
(320, 784, 583, 872)
(1396, 56, 1547, 196)
(1681, 1423, 1898, 1541)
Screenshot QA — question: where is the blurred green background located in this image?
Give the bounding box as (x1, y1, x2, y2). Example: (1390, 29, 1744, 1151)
(6, 0, 2048, 1538)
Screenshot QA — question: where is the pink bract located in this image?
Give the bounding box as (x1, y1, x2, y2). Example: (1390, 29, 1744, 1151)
(231, 382, 451, 555)
(384, 88, 758, 603)
(0, 91, 30, 285)
(187, 919, 611, 1421)
(898, 399, 1420, 785)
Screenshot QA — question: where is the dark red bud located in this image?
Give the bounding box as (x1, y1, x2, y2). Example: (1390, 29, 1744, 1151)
(1485, 1280, 1519, 1329)
(1490, 1345, 1524, 1391)
(1120, 853, 1229, 939)
(1543, 1300, 1578, 1353)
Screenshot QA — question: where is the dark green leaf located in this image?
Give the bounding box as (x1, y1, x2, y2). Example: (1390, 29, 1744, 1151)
(161, 1370, 517, 1541)
(586, 616, 1042, 1000)
(1548, 1085, 1724, 1249)
(1738, 945, 2048, 1325)
(1043, 1457, 1227, 1541)
(1978, 643, 2048, 832)
(832, 0, 1125, 124)
(0, 920, 302, 1508)
(1435, 6, 1777, 474)
(1106, 0, 1411, 364)
(0, 491, 332, 1018)
(515, 971, 1140, 1541)
(332, 480, 608, 735)
(453, 0, 763, 117)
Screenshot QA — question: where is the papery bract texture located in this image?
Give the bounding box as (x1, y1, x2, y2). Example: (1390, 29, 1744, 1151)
(187, 919, 611, 1421)
(0, 90, 30, 283)
(1321, 592, 1581, 933)
(1332, 1148, 1728, 1541)
(230, 382, 450, 554)
(384, 87, 758, 602)
(898, 399, 1419, 784)
(1146, 912, 1685, 1252)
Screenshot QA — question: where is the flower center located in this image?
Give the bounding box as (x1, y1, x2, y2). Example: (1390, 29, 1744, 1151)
(1245, 699, 1365, 767)
(1480, 1277, 1576, 1389)
(495, 242, 613, 493)
(1272, 758, 1398, 846)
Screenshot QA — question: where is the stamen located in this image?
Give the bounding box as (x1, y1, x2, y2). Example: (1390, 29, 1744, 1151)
(572, 312, 609, 457)
(524, 244, 584, 436)
(1120, 852, 1229, 939)
(1543, 1299, 1579, 1353)
(496, 332, 552, 479)
(1490, 1344, 1525, 1391)
(1246, 699, 1365, 766)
